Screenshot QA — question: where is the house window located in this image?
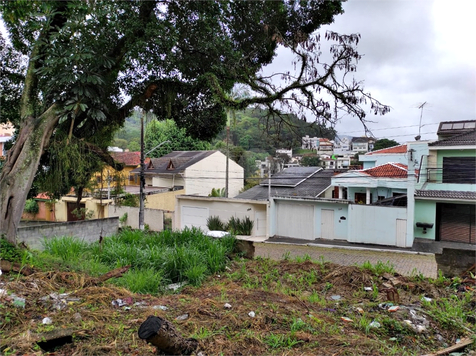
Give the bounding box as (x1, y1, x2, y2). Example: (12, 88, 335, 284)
(442, 157, 476, 184)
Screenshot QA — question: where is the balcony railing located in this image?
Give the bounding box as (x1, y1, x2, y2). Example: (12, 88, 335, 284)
(424, 167, 475, 184)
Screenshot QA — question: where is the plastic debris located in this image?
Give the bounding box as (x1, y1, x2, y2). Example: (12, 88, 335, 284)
(341, 317, 353, 323)
(355, 307, 364, 314)
(112, 299, 127, 307)
(206, 231, 230, 238)
(12, 296, 25, 308)
(323, 308, 336, 313)
(248, 311, 255, 318)
(388, 306, 399, 312)
(167, 281, 187, 291)
(421, 296, 432, 302)
(152, 305, 168, 311)
(42, 317, 52, 325)
(0, 289, 6, 297)
(224, 303, 232, 309)
(369, 321, 381, 328)
(176, 314, 189, 321)
(364, 287, 373, 291)
(331, 295, 342, 301)
(379, 302, 393, 309)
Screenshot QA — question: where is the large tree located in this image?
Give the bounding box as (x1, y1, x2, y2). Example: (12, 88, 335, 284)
(0, 0, 389, 244)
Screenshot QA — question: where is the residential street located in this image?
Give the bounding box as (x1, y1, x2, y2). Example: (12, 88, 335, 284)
(254, 242, 438, 278)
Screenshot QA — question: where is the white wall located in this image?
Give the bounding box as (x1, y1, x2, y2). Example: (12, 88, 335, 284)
(184, 151, 244, 197)
(348, 205, 408, 247)
(108, 205, 164, 231)
(175, 196, 267, 236)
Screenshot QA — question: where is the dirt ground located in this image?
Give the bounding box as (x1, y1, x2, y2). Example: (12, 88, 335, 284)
(0, 258, 475, 356)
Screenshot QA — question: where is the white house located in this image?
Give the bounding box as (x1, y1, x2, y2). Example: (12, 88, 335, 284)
(132, 150, 244, 197)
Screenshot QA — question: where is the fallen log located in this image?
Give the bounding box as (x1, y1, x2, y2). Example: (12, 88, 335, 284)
(421, 337, 474, 356)
(138, 315, 198, 355)
(90, 265, 131, 285)
(0, 260, 34, 276)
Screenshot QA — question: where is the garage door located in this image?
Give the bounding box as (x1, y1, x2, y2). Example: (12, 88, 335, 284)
(437, 203, 475, 244)
(276, 202, 314, 240)
(181, 206, 209, 231)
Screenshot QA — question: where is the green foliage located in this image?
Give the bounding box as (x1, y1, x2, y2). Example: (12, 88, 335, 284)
(208, 188, 226, 197)
(23, 199, 39, 215)
(42, 236, 89, 262)
(207, 216, 226, 231)
(373, 139, 400, 151)
(145, 119, 211, 158)
(359, 260, 396, 276)
(117, 193, 139, 207)
(226, 216, 254, 235)
(0, 238, 22, 262)
(300, 155, 321, 167)
(41, 228, 237, 291)
(71, 208, 94, 220)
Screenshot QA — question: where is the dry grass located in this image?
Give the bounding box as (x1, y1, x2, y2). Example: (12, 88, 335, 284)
(0, 258, 475, 355)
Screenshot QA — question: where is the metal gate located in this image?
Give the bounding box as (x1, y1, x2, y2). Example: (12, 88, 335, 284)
(437, 203, 475, 244)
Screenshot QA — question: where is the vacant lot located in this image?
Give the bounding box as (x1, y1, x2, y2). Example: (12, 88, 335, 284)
(0, 233, 474, 355)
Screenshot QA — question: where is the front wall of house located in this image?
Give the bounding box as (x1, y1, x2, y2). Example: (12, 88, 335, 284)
(436, 149, 475, 185)
(176, 196, 267, 236)
(414, 200, 437, 240)
(185, 152, 244, 197)
(348, 205, 408, 246)
(271, 198, 349, 240)
(152, 175, 185, 189)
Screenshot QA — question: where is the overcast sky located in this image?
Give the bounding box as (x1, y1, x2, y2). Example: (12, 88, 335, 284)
(266, 0, 476, 144)
(2, 1, 474, 144)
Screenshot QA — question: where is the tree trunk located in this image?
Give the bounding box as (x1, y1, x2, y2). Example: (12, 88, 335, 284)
(0, 104, 59, 244)
(138, 316, 199, 355)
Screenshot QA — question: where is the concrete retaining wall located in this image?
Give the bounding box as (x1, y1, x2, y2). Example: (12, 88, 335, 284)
(17, 217, 119, 250)
(108, 205, 164, 231)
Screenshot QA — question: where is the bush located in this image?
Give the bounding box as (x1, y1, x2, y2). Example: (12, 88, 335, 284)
(118, 193, 139, 207)
(24, 199, 39, 215)
(207, 216, 226, 231)
(226, 216, 254, 235)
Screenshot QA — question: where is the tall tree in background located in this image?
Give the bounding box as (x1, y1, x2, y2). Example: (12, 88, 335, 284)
(145, 119, 211, 157)
(373, 138, 400, 151)
(0, 1, 389, 244)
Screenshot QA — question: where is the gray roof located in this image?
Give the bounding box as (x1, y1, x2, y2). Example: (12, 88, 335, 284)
(235, 167, 336, 201)
(415, 190, 476, 201)
(429, 130, 476, 147)
(131, 151, 217, 174)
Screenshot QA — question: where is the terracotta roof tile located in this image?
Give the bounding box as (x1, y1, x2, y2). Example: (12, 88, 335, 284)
(366, 145, 407, 155)
(111, 152, 141, 166)
(359, 163, 416, 178)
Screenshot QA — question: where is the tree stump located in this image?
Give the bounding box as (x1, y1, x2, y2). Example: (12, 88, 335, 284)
(138, 315, 198, 355)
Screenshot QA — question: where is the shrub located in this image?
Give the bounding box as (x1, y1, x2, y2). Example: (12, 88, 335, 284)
(118, 193, 139, 207)
(207, 216, 225, 231)
(24, 199, 39, 215)
(225, 216, 254, 235)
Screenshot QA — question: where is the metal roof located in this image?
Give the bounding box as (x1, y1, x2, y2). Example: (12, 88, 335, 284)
(235, 168, 337, 201)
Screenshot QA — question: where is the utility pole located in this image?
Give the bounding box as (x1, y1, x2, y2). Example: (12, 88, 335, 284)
(139, 110, 145, 230)
(225, 126, 229, 198)
(138, 110, 170, 230)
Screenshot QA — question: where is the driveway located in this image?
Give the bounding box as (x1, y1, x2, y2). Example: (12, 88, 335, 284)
(254, 242, 438, 278)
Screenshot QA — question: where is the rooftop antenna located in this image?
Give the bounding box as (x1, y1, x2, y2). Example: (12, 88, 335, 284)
(415, 101, 427, 140)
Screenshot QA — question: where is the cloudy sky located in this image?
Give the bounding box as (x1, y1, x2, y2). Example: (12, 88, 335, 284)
(266, 0, 476, 144)
(2, 1, 474, 144)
